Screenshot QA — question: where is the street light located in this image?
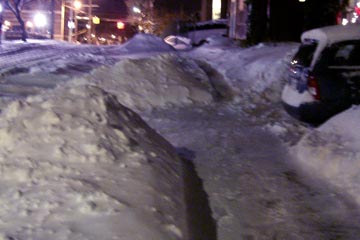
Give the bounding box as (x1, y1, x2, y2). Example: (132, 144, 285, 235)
(74, 0, 82, 10)
(0, 3, 3, 44)
(26, 21, 34, 29)
(68, 20, 75, 29)
(34, 12, 47, 28)
(67, 0, 82, 42)
(73, 0, 82, 42)
(133, 6, 141, 14)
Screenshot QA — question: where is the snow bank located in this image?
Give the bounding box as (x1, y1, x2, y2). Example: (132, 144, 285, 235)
(0, 85, 187, 240)
(281, 84, 314, 107)
(203, 36, 234, 47)
(87, 53, 214, 111)
(189, 43, 298, 99)
(113, 34, 175, 53)
(293, 106, 360, 204)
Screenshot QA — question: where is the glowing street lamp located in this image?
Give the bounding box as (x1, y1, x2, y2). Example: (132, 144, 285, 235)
(73, 1, 82, 40)
(0, 4, 3, 44)
(34, 13, 47, 28)
(133, 6, 141, 13)
(4, 20, 11, 28)
(68, 20, 75, 29)
(26, 21, 34, 29)
(73, 0, 82, 10)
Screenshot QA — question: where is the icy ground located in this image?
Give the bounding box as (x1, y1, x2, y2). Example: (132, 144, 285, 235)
(145, 105, 360, 240)
(0, 35, 360, 239)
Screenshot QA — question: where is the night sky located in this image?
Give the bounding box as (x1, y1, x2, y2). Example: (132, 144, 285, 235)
(93, 0, 128, 19)
(93, 0, 201, 19)
(269, 0, 305, 41)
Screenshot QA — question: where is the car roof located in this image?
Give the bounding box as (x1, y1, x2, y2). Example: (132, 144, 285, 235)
(301, 24, 360, 45)
(300, 24, 360, 67)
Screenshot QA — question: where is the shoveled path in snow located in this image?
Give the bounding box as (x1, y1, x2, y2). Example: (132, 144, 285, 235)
(144, 103, 360, 240)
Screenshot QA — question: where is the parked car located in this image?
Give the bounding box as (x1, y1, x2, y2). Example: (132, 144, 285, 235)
(281, 24, 360, 125)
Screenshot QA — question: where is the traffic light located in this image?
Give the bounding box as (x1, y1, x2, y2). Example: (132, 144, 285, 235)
(117, 21, 125, 29)
(356, 3, 360, 16)
(92, 16, 100, 25)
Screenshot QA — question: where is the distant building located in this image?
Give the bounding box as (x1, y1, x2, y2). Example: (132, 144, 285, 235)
(200, 0, 247, 40)
(201, 0, 228, 21)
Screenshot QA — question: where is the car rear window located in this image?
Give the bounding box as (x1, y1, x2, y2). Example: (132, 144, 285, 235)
(328, 41, 360, 66)
(292, 40, 318, 67)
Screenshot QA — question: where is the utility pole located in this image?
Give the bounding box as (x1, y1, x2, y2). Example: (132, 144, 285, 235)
(68, 5, 73, 42)
(0, 4, 3, 45)
(201, 0, 212, 21)
(87, 0, 92, 43)
(61, 0, 65, 40)
(50, 0, 55, 39)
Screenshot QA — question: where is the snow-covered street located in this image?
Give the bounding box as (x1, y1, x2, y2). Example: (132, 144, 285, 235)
(0, 36, 360, 239)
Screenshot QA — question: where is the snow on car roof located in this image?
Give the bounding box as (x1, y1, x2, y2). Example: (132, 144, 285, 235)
(301, 24, 360, 67)
(301, 24, 360, 44)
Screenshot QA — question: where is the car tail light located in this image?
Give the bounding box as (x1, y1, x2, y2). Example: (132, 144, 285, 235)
(307, 74, 321, 100)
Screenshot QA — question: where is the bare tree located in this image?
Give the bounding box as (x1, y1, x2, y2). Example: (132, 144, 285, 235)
(2, 0, 37, 41)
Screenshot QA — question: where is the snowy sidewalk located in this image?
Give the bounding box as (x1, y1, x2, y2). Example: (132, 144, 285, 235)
(145, 104, 360, 240)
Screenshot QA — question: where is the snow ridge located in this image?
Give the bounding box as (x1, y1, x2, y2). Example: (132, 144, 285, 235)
(0, 85, 186, 240)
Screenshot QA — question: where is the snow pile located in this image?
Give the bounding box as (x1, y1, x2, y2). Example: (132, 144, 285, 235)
(281, 84, 314, 107)
(204, 36, 234, 47)
(0, 85, 187, 240)
(189, 42, 298, 98)
(0, 35, 180, 108)
(294, 106, 360, 204)
(87, 53, 214, 111)
(113, 34, 175, 53)
(0, 43, 110, 100)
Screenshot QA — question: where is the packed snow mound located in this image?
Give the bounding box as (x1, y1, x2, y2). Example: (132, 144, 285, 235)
(0, 85, 187, 240)
(120, 34, 175, 53)
(0, 42, 107, 77)
(88, 53, 214, 110)
(204, 36, 234, 46)
(189, 43, 298, 100)
(293, 106, 360, 205)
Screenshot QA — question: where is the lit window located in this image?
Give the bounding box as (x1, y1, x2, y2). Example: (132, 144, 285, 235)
(212, 0, 221, 20)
